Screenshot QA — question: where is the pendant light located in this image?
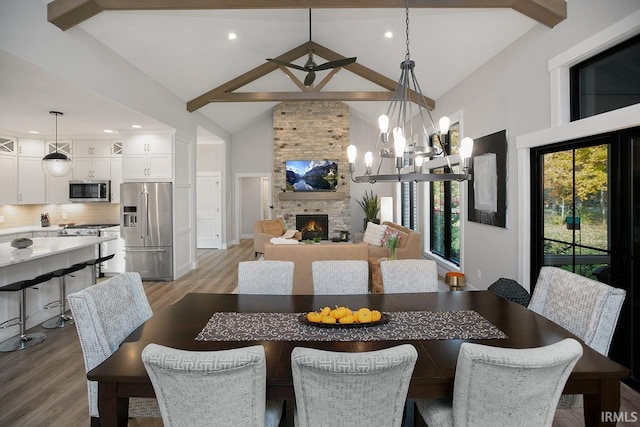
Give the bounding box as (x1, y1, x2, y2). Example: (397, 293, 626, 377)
(41, 111, 72, 177)
(348, 0, 473, 183)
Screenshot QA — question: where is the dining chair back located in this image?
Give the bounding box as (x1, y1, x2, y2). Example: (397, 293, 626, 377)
(416, 338, 583, 427)
(67, 272, 160, 421)
(311, 260, 369, 294)
(291, 344, 418, 427)
(528, 266, 626, 407)
(529, 266, 626, 356)
(237, 260, 295, 295)
(142, 343, 282, 427)
(380, 259, 438, 293)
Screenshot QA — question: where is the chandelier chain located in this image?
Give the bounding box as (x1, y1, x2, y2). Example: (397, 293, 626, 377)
(405, 0, 410, 60)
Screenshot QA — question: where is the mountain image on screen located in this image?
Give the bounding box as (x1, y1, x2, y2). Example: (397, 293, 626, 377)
(286, 160, 338, 191)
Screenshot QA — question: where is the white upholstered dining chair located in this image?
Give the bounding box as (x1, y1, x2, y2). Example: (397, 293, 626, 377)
(380, 259, 438, 293)
(415, 338, 583, 427)
(66, 272, 160, 424)
(291, 344, 418, 427)
(528, 266, 626, 406)
(311, 260, 369, 294)
(237, 260, 295, 295)
(142, 343, 282, 427)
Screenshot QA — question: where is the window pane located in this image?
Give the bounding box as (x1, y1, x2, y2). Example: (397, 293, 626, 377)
(541, 144, 610, 279)
(432, 178, 445, 256)
(571, 34, 640, 120)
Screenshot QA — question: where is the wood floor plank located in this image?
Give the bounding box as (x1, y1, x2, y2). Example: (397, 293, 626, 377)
(0, 239, 636, 426)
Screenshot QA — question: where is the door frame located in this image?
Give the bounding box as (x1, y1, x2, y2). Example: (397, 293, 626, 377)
(234, 172, 272, 244)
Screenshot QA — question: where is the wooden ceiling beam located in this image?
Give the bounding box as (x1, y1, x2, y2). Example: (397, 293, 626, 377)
(186, 42, 310, 112)
(310, 42, 435, 110)
(189, 40, 432, 111)
(206, 91, 400, 102)
(48, 0, 567, 30)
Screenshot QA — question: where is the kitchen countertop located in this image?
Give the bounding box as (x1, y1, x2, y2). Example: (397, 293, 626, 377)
(0, 236, 115, 268)
(0, 225, 64, 237)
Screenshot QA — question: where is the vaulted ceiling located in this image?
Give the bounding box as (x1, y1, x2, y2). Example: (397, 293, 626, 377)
(0, 1, 565, 137)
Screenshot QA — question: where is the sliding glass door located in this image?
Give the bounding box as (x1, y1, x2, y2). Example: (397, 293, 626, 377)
(531, 127, 640, 391)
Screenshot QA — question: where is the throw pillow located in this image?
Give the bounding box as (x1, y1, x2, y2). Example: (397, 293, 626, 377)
(363, 222, 387, 246)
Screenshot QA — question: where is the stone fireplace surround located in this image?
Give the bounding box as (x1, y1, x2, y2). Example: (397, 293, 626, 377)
(273, 101, 351, 236)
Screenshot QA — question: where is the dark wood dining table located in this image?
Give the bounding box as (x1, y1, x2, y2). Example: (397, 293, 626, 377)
(88, 291, 628, 427)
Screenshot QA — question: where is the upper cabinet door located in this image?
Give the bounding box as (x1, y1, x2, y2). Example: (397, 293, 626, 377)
(122, 134, 172, 155)
(18, 138, 45, 157)
(73, 140, 111, 157)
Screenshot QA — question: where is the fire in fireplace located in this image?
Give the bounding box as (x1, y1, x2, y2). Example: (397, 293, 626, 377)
(296, 214, 329, 240)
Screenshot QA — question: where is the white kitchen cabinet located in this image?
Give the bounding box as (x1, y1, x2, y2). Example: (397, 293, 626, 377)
(110, 156, 122, 203)
(122, 154, 172, 180)
(0, 153, 17, 205)
(18, 138, 45, 157)
(122, 133, 173, 181)
(73, 157, 111, 180)
(45, 173, 70, 204)
(122, 134, 172, 155)
(46, 140, 72, 158)
(73, 140, 111, 157)
(18, 156, 45, 204)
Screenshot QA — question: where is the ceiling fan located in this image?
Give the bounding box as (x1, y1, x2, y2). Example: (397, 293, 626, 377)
(267, 9, 357, 86)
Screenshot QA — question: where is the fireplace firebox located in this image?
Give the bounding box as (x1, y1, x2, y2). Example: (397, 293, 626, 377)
(296, 214, 329, 241)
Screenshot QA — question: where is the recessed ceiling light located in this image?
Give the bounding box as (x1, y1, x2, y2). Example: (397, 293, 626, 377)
(228, 32, 237, 41)
(103, 129, 114, 134)
(131, 124, 142, 129)
(28, 130, 40, 134)
(384, 31, 393, 39)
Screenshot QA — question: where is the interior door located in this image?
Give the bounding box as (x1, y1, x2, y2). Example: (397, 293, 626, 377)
(197, 172, 221, 248)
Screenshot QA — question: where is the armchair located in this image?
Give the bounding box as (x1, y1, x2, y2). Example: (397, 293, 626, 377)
(253, 219, 301, 257)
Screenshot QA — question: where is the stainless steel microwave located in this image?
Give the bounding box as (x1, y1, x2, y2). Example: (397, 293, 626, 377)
(69, 180, 111, 202)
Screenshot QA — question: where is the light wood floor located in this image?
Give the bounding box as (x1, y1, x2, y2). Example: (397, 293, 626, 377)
(0, 239, 637, 426)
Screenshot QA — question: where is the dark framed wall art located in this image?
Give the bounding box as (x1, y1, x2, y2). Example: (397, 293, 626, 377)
(467, 129, 508, 228)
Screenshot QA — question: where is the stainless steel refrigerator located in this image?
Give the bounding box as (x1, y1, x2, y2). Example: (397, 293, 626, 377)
(120, 182, 173, 281)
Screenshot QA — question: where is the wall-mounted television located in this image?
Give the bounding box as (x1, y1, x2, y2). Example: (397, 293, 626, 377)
(286, 160, 338, 191)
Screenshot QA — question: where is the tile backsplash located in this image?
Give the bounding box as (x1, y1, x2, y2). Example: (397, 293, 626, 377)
(0, 203, 120, 229)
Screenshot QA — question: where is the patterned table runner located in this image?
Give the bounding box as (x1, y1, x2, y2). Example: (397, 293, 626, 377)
(195, 310, 507, 342)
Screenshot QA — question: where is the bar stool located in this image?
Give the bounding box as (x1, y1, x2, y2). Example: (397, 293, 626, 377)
(0, 272, 53, 352)
(42, 262, 87, 329)
(85, 253, 115, 284)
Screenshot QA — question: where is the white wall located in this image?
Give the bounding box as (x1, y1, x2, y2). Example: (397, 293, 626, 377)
(349, 113, 395, 236)
(240, 177, 261, 237)
(430, 0, 640, 289)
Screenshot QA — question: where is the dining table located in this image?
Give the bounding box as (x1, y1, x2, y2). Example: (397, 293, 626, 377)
(88, 291, 629, 427)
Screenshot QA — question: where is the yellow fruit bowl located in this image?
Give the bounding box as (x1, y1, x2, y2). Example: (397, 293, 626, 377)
(300, 306, 390, 329)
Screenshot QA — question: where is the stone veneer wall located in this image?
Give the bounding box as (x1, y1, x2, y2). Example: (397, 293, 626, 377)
(273, 101, 351, 237)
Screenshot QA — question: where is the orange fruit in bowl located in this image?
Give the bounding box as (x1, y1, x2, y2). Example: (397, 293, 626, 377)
(306, 311, 322, 323)
(355, 308, 373, 323)
(321, 316, 337, 324)
(331, 306, 348, 320)
(338, 315, 355, 324)
(371, 310, 382, 322)
(320, 306, 331, 317)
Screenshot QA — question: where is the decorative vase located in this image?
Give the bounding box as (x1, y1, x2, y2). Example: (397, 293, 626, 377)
(388, 246, 397, 260)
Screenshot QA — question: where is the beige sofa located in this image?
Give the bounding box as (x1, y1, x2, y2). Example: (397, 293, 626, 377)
(365, 221, 421, 259)
(263, 242, 369, 294)
(253, 219, 301, 257)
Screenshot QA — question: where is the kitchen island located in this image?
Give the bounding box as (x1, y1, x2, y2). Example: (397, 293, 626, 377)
(0, 236, 115, 343)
